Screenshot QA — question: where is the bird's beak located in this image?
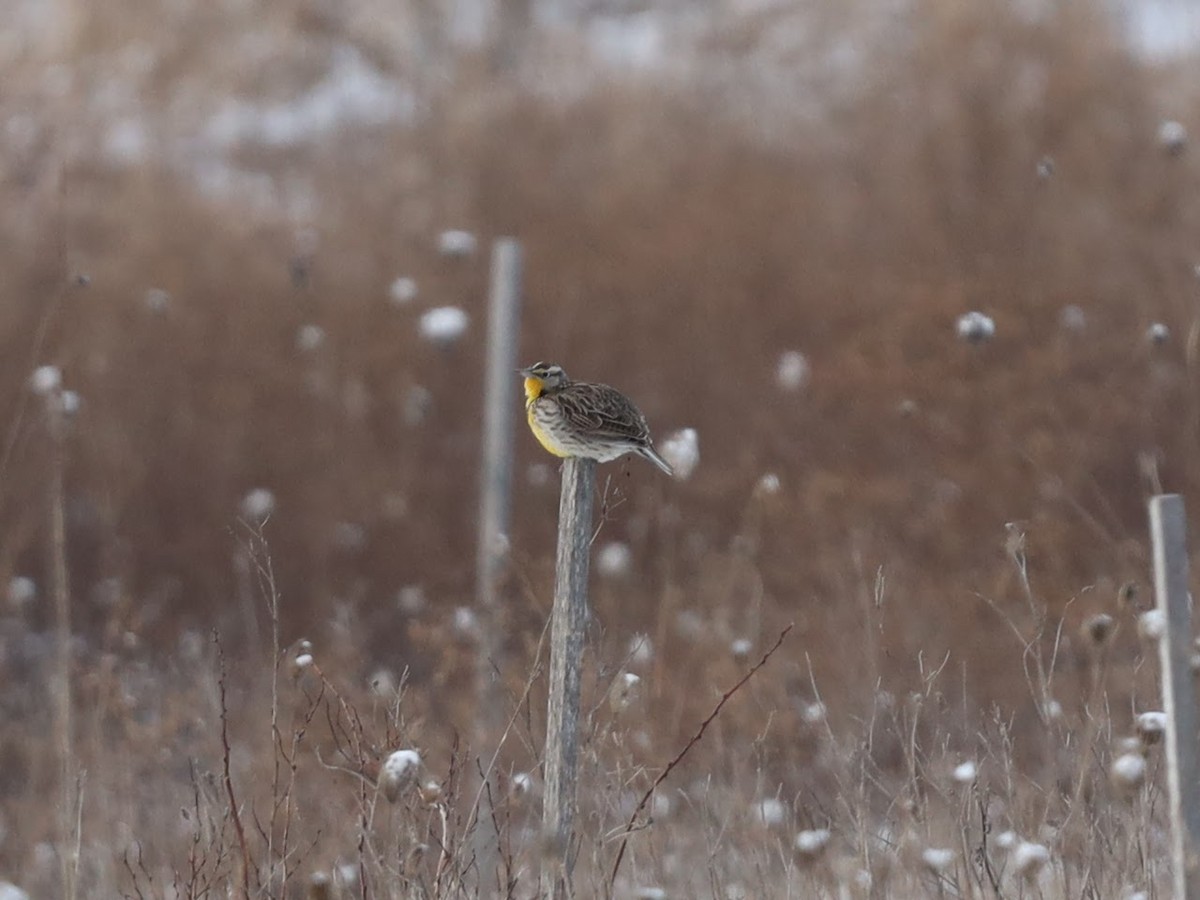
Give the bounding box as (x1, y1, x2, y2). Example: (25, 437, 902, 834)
(518, 366, 533, 377)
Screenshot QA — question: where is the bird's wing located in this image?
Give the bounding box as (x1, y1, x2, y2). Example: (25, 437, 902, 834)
(555, 383, 651, 443)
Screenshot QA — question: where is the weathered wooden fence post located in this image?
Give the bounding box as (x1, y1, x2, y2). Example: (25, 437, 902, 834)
(1149, 494, 1200, 900)
(476, 238, 522, 726)
(541, 457, 595, 899)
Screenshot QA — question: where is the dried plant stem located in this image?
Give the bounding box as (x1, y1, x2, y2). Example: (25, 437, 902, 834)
(216, 635, 252, 900)
(607, 623, 793, 893)
(47, 401, 78, 900)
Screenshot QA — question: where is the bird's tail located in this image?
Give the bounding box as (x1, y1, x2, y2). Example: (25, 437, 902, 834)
(639, 444, 674, 477)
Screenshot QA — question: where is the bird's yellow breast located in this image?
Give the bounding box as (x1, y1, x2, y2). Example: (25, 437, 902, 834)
(524, 385, 571, 458)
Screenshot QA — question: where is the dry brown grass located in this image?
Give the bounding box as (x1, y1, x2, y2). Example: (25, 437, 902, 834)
(2, 0, 1200, 896)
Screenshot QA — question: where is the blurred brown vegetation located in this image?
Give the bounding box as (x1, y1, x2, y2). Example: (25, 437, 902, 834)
(3, 0, 1200, 893)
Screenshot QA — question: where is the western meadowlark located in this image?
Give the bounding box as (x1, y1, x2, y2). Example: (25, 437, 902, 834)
(520, 361, 673, 476)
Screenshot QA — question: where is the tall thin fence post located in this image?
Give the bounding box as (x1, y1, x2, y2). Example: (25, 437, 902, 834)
(476, 238, 522, 726)
(1149, 494, 1200, 900)
(541, 457, 595, 899)
(474, 239, 522, 889)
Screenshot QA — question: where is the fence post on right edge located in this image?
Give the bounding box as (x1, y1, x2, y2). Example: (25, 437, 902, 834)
(1149, 494, 1200, 900)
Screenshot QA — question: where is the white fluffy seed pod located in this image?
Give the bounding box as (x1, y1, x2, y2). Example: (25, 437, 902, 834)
(240, 488, 276, 521)
(380, 749, 421, 802)
(419, 307, 469, 347)
(597, 542, 633, 578)
(1110, 752, 1147, 793)
(1158, 120, 1187, 155)
(388, 276, 418, 305)
(7, 576, 36, 609)
(437, 230, 477, 258)
(144, 288, 171, 313)
(956, 311, 995, 344)
(1138, 610, 1167, 641)
(952, 761, 978, 784)
(627, 634, 654, 667)
(1147, 322, 1170, 345)
(1058, 304, 1086, 332)
(754, 798, 787, 827)
(660, 428, 699, 480)
(755, 473, 781, 497)
(794, 828, 831, 858)
(775, 351, 810, 391)
(1012, 841, 1050, 878)
(29, 365, 62, 396)
(608, 672, 642, 714)
(801, 702, 827, 725)
(296, 324, 326, 352)
(1136, 711, 1167, 745)
(921, 848, 955, 873)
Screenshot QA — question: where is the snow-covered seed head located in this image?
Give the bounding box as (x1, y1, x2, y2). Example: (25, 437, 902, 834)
(921, 848, 955, 873)
(296, 324, 326, 352)
(608, 672, 642, 715)
(7, 576, 37, 610)
(29, 365, 62, 396)
(801, 702, 827, 725)
(1036, 155, 1055, 179)
(1012, 842, 1050, 878)
(1082, 614, 1117, 649)
(754, 798, 787, 827)
(597, 542, 633, 578)
(952, 761, 977, 784)
(144, 288, 171, 313)
(388, 276, 418, 306)
(956, 311, 995, 344)
(1138, 609, 1167, 642)
(730, 638, 752, 660)
(627, 633, 654, 667)
(58, 390, 81, 418)
(380, 749, 421, 802)
(994, 830, 1017, 850)
(511, 771, 534, 795)
(453, 606, 479, 640)
(1058, 304, 1086, 332)
(437, 229, 477, 258)
(651, 792, 672, 820)
(660, 428, 699, 480)
(240, 488, 276, 522)
(396, 585, 426, 615)
(1041, 698, 1063, 722)
(793, 828, 831, 859)
(755, 473, 781, 498)
(1147, 322, 1170, 345)
(290, 640, 315, 680)
(419, 307, 469, 347)
(1135, 711, 1167, 746)
(369, 668, 398, 697)
(1110, 752, 1147, 794)
(775, 351, 810, 391)
(418, 780, 443, 805)
(1158, 120, 1187, 155)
